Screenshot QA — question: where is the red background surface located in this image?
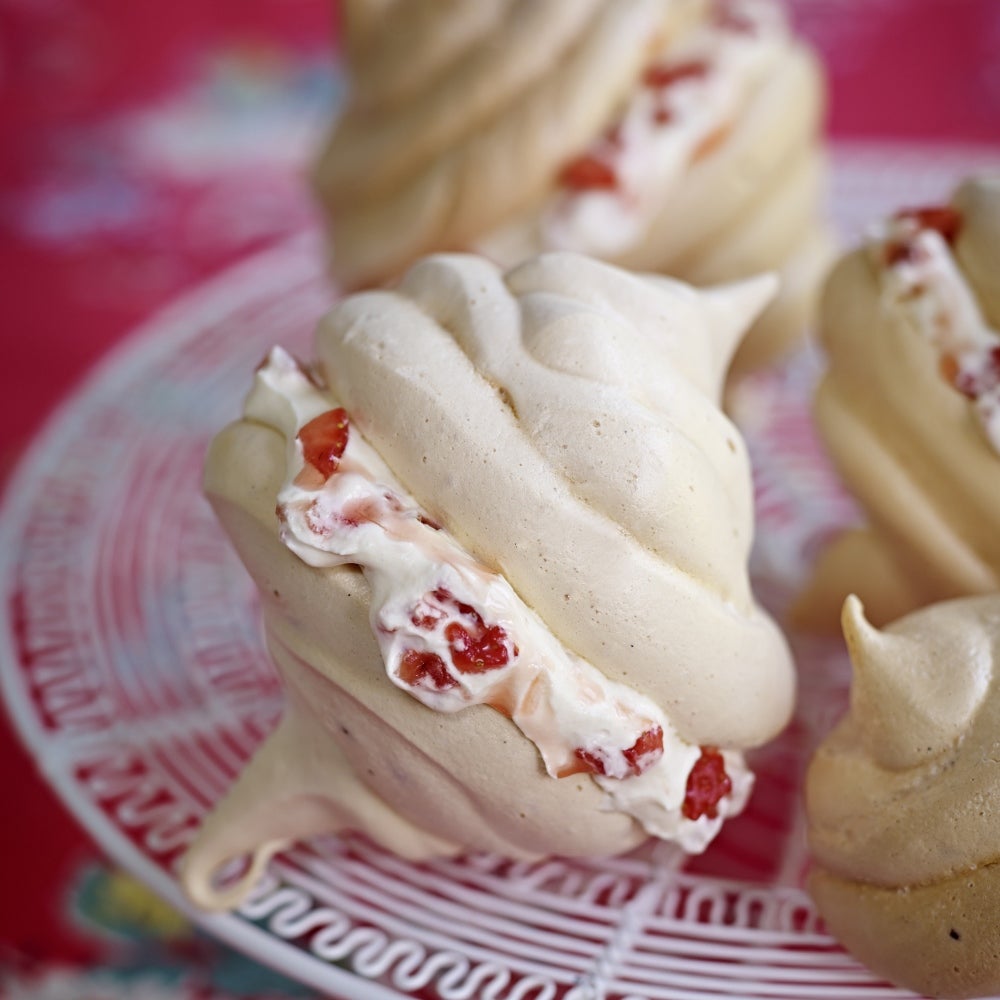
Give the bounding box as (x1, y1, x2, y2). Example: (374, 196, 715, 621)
(1, 0, 998, 989)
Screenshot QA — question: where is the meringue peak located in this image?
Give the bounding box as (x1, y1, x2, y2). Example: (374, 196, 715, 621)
(843, 595, 991, 771)
(700, 273, 779, 379)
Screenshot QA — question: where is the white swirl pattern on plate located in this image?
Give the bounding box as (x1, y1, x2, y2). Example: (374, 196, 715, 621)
(4, 145, 1000, 999)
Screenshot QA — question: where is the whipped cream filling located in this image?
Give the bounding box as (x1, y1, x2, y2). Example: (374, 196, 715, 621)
(479, 0, 788, 261)
(871, 214, 1000, 455)
(245, 346, 751, 852)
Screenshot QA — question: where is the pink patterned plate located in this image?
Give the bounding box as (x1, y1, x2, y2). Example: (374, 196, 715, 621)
(2, 144, 999, 1000)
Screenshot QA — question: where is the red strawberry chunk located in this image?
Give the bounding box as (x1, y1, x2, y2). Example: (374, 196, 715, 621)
(397, 649, 457, 691)
(558, 154, 618, 191)
(298, 408, 350, 480)
(410, 600, 446, 631)
(445, 621, 513, 673)
(884, 240, 923, 268)
(573, 726, 664, 779)
(682, 746, 732, 820)
(896, 205, 963, 245)
(622, 726, 664, 775)
(407, 587, 516, 674)
(433, 587, 483, 627)
(954, 345, 1000, 401)
(574, 747, 608, 776)
(643, 59, 709, 89)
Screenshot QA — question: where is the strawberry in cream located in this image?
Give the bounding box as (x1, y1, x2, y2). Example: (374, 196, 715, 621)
(530, 0, 798, 258)
(180, 251, 794, 911)
(314, 0, 832, 374)
(258, 345, 748, 835)
(874, 206, 1000, 455)
(795, 173, 1000, 630)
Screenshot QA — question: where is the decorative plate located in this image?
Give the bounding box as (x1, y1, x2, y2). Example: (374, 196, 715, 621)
(3, 144, 999, 1000)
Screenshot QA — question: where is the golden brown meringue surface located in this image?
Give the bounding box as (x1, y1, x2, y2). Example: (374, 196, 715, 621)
(179, 251, 795, 911)
(807, 594, 1000, 1000)
(794, 173, 1000, 631)
(313, 0, 833, 373)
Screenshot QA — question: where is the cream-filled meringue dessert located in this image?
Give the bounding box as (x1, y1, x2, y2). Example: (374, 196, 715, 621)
(807, 594, 1000, 999)
(794, 173, 1000, 631)
(314, 0, 833, 374)
(179, 251, 795, 910)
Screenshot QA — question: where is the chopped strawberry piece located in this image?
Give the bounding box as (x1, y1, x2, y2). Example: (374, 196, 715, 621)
(397, 649, 457, 691)
(682, 746, 732, 820)
(433, 587, 483, 626)
(653, 107, 674, 126)
(884, 240, 920, 267)
(410, 601, 446, 630)
(643, 59, 709, 89)
(896, 205, 963, 245)
(989, 345, 1000, 377)
(572, 726, 663, 779)
(954, 346, 1000, 401)
(954, 371, 980, 400)
(622, 726, 664, 776)
(407, 587, 515, 673)
(445, 621, 513, 673)
(574, 747, 608, 776)
(558, 154, 618, 191)
(298, 408, 350, 480)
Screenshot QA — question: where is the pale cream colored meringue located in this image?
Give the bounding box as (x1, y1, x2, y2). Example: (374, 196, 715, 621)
(807, 594, 1000, 999)
(313, 0, 832, 374)
(180, 251, 795, 910)
(794, 173, 1000, 631)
